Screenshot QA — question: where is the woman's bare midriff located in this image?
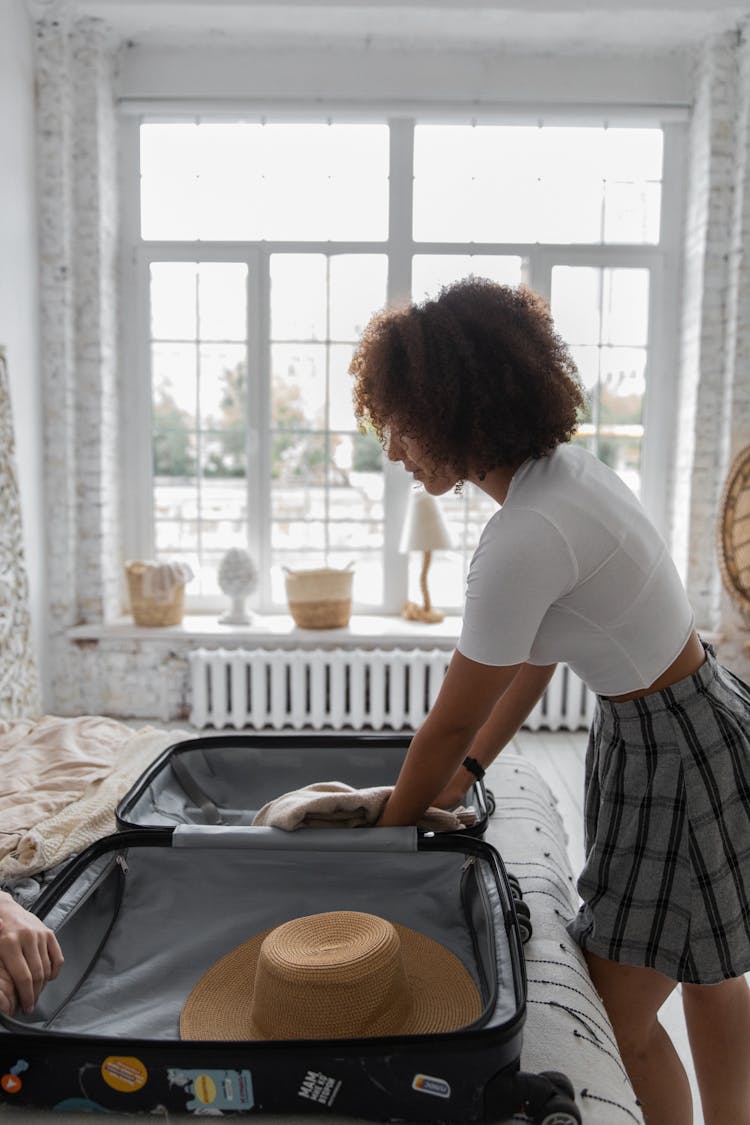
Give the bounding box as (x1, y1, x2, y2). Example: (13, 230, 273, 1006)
(604, 629, 707, 703)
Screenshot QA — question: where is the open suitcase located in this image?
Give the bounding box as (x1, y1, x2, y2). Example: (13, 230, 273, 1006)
(0, 734, 580, 1124)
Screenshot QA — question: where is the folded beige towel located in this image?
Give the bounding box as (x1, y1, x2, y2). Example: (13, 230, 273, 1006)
(252, 781, 476, 832)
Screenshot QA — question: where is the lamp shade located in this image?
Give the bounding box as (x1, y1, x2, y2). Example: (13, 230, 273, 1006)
(399, 490, 454, 553)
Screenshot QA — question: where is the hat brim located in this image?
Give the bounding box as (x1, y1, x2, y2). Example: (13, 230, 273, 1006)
(180, 919, 482, 1041)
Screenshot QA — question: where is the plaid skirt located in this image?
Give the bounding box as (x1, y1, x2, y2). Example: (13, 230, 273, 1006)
(567, 643, 750, 983)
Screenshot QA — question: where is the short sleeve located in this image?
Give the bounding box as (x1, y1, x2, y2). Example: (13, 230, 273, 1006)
(458, 507, 578, 667)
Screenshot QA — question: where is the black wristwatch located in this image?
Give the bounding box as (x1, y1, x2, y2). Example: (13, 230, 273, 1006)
(462, 755, 485, 782)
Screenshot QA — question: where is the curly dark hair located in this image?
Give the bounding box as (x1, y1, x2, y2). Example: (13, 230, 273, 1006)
(349, 277, 584, 478)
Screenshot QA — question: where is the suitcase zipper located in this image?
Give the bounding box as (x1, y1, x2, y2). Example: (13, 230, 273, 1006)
(460, 855, 499, 1028)
(41, 849, 129, 1029)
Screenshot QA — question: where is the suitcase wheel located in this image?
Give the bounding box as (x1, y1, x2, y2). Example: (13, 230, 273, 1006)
(534, 1071, 581, 1125)
(538, 1071, 575, 1101)
(535, 1096, 582, 1124)
(514, 897, 533, 943)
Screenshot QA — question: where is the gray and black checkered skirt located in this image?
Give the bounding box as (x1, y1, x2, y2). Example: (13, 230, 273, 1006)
(566, 642, 750, 983)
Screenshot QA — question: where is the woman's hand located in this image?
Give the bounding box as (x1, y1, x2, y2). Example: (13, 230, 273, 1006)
(0, 892, 64, 1016)
(0, 964, 16, 1017)
(432, 769, 471, 810)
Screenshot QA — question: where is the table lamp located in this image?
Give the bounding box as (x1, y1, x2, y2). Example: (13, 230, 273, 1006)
(399, 489, 454, 623)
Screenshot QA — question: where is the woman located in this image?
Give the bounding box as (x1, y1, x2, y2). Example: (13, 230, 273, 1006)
(0, 888, 62, 1017)
(349, 278, 750, 1125)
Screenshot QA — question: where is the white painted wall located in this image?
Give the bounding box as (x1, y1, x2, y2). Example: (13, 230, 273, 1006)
(0, 0, 47, 703)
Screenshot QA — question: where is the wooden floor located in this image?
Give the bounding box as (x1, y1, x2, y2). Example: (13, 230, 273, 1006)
(511, 728, 704, 1125)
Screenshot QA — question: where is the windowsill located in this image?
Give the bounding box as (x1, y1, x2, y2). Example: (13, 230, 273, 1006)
(67, 613, 464, 648)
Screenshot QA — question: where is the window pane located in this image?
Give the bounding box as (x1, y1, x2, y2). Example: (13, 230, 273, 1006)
(269, 246, 388, 594)
(601, 269, 650, 346)
(329, 255, 388, 340)
(272, 520, 326, 551)
(271, 432, 327, 485)
(596, 434, 643, 497)
(599, 347, 646, 426)
(414, 124, 662, 245)
(198, 346, 246, 431)
(552, 264, 649, 497)
(271, 346, 327, 431)
(411, 255, 522, 300)
(150, 263, 197, 339)
(547, 267, 600, 345)
(201, 426, 247, 480)
(604, 181, 661, 243)
(329, 347, 359, 430)
(270, 255, 327, 341)
(413, 126, 476, 242)
(141, 122, 388, 241)
(152, 343, 197, 429)
(347, 555, 383, 608)
(602, 128, 663, 243)
(141, 125, 200, 240)
(198, 263, 247, 341)
(568, 345, 600, 407)
(536, 128, 605, 242)
(150, 261, 249, 586)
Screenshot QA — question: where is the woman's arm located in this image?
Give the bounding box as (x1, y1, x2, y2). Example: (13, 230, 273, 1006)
(0, 889, 64, 1015)
(433, 661, 557, 808)
(377, 649, 523, 827)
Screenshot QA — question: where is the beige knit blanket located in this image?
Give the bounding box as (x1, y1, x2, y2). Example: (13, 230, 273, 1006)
(0, 715, 191, 878)
(252, 780, 476, 832)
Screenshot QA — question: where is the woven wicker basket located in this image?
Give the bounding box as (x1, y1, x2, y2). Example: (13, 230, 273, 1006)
(718, 444, 750, 627)
(284, 566, 354, 629)
(125, 561, 186, 627)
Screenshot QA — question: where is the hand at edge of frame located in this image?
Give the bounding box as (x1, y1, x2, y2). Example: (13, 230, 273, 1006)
(0, 892, 64, 1015)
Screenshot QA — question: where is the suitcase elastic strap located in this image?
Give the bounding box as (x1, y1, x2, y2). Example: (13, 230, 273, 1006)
(170, 755, 223, 824)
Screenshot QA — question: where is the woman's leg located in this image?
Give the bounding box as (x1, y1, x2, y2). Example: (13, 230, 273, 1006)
(584, 949, 693, 1125)
(682, 975, 750, 1125)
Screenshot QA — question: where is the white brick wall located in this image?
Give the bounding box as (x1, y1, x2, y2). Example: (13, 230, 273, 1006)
(673, 29, 750, 678)
(36, 13, 122, 712)
(35, 19, 750, 719)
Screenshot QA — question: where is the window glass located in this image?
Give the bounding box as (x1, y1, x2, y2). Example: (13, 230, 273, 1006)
(150, 261, 249, 596)
(269, 252, 387, 607)
(552, 265, 650, 498)
(141, 123, 389, 242)
(413, 124, 662, 244)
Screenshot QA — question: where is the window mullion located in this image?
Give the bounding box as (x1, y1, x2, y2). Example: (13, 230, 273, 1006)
(639, 121, 687, 542)
(383, 117, 415, 612)
(247, 248, 270, 608)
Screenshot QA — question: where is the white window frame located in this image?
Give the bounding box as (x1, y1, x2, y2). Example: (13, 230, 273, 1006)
(119, 109, 687, 615)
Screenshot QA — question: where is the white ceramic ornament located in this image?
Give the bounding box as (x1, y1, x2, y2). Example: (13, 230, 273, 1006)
(217, 548, 258, 625)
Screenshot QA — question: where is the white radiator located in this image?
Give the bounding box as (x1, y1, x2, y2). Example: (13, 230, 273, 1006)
(188, 648, 593, 732)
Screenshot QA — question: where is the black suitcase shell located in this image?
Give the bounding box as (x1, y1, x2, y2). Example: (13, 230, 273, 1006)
(115, 732, 491, 837)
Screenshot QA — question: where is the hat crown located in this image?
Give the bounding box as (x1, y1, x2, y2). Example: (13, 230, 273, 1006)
(251, 911, 411, 1039)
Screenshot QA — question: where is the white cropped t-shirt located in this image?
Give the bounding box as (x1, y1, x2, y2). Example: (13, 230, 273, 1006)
(457, 444, 695, 695)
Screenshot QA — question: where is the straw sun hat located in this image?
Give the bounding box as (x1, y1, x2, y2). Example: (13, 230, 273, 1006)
(180, 910, 482, 1040)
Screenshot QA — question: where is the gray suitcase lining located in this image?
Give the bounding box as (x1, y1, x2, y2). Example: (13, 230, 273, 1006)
(11, 841, 516, 1041)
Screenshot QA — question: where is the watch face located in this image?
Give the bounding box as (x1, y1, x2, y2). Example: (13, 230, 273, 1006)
(718, 445, 750, 623)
